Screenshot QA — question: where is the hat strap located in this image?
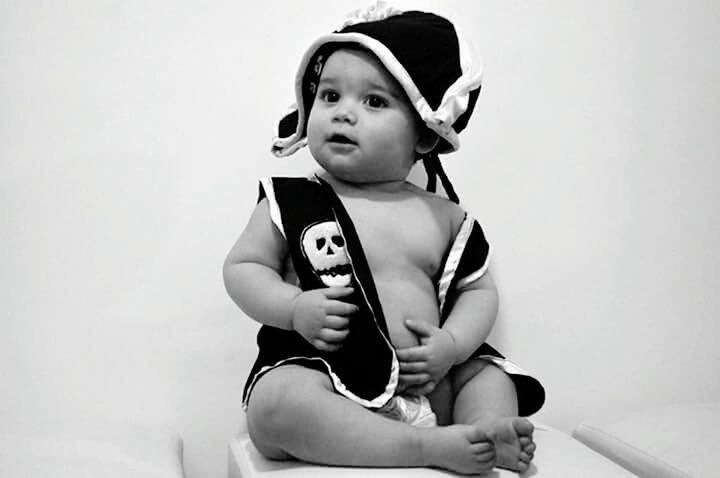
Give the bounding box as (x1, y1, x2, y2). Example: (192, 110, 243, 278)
(422, 153, 459, 204)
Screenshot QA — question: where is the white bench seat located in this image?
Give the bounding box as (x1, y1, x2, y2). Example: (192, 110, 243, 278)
(229, 422, 635, 477)
(573, 402, 720, 478)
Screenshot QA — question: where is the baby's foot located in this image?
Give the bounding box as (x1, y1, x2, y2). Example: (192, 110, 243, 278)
(482, 417, 535, 472)
(421, 424, 496, 475)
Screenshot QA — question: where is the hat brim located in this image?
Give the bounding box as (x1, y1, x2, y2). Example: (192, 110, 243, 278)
(272, 30, 482, 157)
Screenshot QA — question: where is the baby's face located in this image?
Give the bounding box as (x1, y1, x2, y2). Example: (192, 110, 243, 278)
(306, 48, 422, 185)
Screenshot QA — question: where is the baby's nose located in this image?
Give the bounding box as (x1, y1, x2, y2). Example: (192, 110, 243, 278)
(333, 101, 357, 123)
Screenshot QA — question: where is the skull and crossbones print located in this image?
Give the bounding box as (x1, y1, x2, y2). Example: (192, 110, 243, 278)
(301, 221, 353, 287)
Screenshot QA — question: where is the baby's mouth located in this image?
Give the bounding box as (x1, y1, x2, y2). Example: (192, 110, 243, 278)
(327, 133, 356, 145)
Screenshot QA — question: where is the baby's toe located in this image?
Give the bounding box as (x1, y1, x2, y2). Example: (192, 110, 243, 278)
(512, 417, 534, 437)
(519, 436, 533, 446)
(467, 426, 494, 444)
(516, 460, 530, 473)
(471, 442, 494, 454)
(522, 441, 537, 454)
(476, 449, 496, 465)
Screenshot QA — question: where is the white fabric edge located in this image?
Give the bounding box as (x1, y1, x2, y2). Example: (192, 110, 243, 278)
(259, 178, 286, 238)
(340, 2, 405, 29)
(472, 354, 533, 377)
(456, 243, 492, 290)
(437, 214, 473, 312)
(437, 215, 491, 312)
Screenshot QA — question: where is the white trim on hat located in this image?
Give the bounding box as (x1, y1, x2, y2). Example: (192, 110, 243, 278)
(272, 28, 483, 158)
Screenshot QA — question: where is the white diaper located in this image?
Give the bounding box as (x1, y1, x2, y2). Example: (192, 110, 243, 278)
(377, 395, 437, 427)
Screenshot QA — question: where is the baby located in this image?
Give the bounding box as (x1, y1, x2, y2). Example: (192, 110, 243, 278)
(224, 4, 545, 475)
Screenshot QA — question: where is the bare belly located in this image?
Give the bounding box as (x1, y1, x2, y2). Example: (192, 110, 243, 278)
(373, 274, 441, 349)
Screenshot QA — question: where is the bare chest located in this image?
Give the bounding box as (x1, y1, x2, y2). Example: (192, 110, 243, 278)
(337, 195, 451, 279)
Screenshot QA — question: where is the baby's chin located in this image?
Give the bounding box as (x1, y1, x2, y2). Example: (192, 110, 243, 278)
(311, 160, 366, 182)
(311, 156, 410, 186)
(320, 169, 372, 185)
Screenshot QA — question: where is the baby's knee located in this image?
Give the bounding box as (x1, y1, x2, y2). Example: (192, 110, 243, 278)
(451, 359, 514, 392)
(246, 365, 333, 442)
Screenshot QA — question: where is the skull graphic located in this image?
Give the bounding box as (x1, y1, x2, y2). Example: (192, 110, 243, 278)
(301, 221, 353, 287)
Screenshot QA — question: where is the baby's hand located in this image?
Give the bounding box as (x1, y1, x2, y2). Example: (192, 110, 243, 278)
(396, 320, 457, 395)
(291, 287, 358, 352)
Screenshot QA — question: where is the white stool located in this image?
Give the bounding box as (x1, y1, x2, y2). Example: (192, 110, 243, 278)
(229, 421, 635, 477)
(573, 401, 720, 478)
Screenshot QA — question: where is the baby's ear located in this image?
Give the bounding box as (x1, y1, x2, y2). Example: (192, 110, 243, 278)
(415, 127, 440, 154)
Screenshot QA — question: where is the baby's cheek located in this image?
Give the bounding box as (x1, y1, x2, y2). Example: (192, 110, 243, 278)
(306, 125, 324, 157)
(306, 110, 325, 140)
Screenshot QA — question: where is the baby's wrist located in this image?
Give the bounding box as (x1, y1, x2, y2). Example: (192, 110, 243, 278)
(442, 328, 460, 365)
(288, 290, 304, 332)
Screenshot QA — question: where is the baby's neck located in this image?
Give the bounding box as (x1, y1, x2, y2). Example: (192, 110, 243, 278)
(316, 171, 410, 197)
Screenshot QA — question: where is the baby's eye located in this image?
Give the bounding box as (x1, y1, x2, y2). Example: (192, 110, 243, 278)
(365, 94, 388, 108)
(319, 89, 340, 103)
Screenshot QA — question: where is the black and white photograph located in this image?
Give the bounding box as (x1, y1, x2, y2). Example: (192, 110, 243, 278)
(2, 1, 719, 477)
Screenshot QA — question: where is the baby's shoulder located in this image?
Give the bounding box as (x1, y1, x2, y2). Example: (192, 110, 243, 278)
(404, 182, 467, 233)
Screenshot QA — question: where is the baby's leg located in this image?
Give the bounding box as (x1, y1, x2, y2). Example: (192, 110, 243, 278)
(451, 360, 536, 473)
(246, 364, 496, 474)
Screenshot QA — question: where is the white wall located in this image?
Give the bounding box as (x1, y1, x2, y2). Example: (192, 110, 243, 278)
(2, 1, 719, 477)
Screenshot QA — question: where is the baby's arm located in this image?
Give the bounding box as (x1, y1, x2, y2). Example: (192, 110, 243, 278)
(223, 199, 302, 329)
(396, 272, 498, 394)
(441, 271, 499, 364)
(223, 199, 358, 351)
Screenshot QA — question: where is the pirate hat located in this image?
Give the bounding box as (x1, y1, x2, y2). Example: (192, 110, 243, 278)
(273, 3, 483, 201)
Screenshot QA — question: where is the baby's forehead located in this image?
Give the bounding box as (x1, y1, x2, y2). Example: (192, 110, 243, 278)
(319, 47, 402, 91)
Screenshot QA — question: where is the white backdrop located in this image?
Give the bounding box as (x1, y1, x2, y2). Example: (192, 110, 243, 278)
(2, 1, 719, 477)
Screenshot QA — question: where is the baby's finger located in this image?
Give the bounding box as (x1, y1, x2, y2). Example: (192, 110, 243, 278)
(396, 346, 429, 362)
(324, 315, 350, 330)
(399, 373, 431, 386)
(319, 327, 349, 343)
(325, 300, 360, 317)
(398, 361, 426, 373)
(321, 287, 355, 299)
(311, 338, 342, 353)
(404, 319, 439, 337)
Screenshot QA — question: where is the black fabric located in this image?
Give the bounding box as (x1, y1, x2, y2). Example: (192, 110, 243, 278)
(451, 86, 481, 135)
(244, 177, 546, 417)
(339, 12, 461, 111)
(277, 109, 299, 140)
(244, 178, 395, 405)
(422, 156, 438, 193)
(438, 220, 490, 323)
(316, 177, 391, 340)
(472, 343, 546, 417)
(422, 153, 460, 203)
